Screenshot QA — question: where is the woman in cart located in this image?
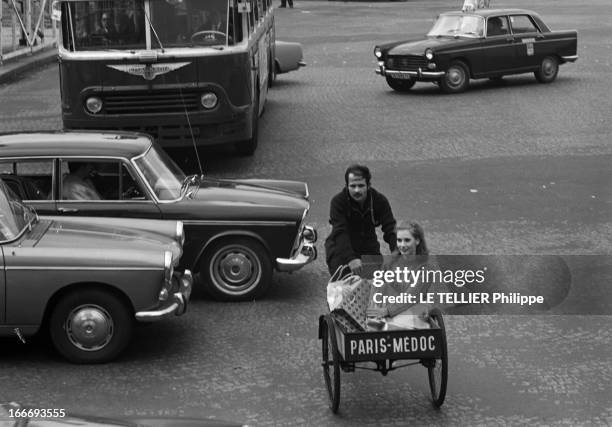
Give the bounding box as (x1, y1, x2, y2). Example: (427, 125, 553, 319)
(366, 221, 437, 330)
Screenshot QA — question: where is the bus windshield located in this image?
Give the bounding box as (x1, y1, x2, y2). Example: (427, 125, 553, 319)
(61, 0, 229, 51)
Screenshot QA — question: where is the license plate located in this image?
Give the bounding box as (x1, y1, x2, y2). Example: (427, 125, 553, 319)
(388, 71, 411, 80)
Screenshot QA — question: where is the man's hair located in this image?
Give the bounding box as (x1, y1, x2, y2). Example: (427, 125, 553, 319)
(344, 164, 371, 186)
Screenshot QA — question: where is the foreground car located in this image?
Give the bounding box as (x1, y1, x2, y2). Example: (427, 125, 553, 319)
(0, 131, 317, 301)
(374, 8, 578, 93)
(0, 179, 192, 363)
(275, 40, 306, 75)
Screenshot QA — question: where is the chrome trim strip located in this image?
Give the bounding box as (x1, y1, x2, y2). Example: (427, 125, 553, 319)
(182, 220, 295, 226)
(561, 55, 578, 62)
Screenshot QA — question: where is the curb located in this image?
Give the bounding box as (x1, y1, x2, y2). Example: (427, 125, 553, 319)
(0, 49, 58, 85)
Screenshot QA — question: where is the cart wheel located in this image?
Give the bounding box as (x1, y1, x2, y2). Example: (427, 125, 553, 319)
(321, 315, 341, 413)
(428, 308, 448, 407)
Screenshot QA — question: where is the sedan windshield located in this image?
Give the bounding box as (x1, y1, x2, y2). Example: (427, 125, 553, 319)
(134, 146, 186, 201)
(0, 180, 33, 241)
(427, 15, 484, 38)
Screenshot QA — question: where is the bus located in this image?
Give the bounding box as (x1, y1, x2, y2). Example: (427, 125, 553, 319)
(52, 0, 275, 155)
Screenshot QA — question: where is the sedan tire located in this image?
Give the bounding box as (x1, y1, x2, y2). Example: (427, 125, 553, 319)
(49, 289, 133, 364)
(201, 237, 272, 301)
(534, 56, 559, 83)
(385, 76, 416, 92)
(440, 61, 470, 94)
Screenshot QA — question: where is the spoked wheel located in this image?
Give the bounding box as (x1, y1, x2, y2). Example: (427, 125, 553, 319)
(321, 315, 341, 413)
(427, 308, 448, 407)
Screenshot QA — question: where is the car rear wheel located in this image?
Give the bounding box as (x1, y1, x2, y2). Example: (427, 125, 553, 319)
(440, 61, 470, 94)
(385, 75, 415, 92)
(534, 56, 559, 83)
(201, 237, 272, 301)
(49, 289, 133, 364)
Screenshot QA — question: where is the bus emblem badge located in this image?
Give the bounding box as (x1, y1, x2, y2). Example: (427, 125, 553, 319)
(107, 62, 191, 81)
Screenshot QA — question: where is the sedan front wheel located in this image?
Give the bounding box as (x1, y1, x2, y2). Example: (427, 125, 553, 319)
(201, 237, 272, 301)
(440, 61, 470, 94)
(49, 289, 133, 364)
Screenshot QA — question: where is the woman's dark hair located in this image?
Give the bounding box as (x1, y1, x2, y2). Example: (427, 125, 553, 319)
(344, 164, 371, 186)
(396, 220, 429, 255)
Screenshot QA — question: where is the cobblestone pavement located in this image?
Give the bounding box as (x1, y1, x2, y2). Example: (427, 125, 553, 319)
(1, 0, 612, 425)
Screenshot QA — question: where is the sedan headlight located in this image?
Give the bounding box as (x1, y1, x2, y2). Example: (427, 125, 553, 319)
(85, 96, 103, 114)
(176, 221, 185, 246)
(200, 92, 218, 109)
(374, 47, 382, 59)
(425, 49, 434, 60)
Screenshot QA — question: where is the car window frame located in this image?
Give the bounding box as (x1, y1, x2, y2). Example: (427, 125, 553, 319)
(0, 157, 56, 203)
(508, 14, 542, 35)
(58, 156, 154, 203)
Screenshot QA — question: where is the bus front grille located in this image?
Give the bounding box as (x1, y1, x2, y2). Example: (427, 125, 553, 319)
(386, 55, 428, 71)
(102, 91, 200, 114)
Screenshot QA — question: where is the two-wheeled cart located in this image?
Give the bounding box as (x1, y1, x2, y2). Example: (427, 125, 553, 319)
(318, 308, 448, 413)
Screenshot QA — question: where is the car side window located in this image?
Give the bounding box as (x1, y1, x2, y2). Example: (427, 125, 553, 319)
(60, 159, 147, 201)
(509, 15, 539, 34)
(487, 16, 509, 37)
(0, 159, 52, 200)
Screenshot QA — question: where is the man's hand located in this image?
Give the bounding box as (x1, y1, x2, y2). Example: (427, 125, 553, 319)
(348, 258, 363, 275)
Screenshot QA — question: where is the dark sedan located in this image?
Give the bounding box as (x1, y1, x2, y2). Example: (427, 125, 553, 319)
(0, 131, 317, 301)
(374, 8, 578, 93)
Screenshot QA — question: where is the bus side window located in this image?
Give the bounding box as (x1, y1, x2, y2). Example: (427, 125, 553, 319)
(229, 4, 243, 44)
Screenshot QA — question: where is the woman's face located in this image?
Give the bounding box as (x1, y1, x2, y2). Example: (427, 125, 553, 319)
(397, 229, 419, 255)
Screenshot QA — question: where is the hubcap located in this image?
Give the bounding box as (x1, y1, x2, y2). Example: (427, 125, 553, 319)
(66, 304, 113, 351)
(447, 67, 464, 87)
(219, 252, 253, 284)
(542, 59, 555, 77)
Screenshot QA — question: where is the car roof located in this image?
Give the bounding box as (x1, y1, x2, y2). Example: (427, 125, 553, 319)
(442, 9, 540, 18)
(0, 130, 152, 159)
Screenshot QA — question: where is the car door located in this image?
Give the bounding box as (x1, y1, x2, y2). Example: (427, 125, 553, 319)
(0, 158, 56, 215)
(482, 15, 518, 75)
(508, 14, 544, 69)
(55, 158, 162, 218)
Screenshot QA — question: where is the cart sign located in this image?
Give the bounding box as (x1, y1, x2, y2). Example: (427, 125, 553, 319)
(340, 329, 442, 362)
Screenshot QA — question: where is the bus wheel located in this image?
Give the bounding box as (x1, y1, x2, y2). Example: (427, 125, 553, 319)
(235, 92, 259, 156)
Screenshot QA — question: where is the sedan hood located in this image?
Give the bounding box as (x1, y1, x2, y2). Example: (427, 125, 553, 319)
(187, 177, 310, 220)
(387, 37, 466, 55)
(27, 219, 181, 262)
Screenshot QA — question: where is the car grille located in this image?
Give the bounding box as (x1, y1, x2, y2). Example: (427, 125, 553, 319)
(102, 90, 200, 114)
(386, 55, 428, 71)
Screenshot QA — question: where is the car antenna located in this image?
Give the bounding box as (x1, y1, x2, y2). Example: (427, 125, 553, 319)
(176, 76, 204, 177)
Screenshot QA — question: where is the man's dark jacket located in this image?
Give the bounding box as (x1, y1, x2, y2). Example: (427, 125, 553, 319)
(325, 187, 397, 270)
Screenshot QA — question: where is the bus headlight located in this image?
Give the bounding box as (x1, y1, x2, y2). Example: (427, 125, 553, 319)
(85, 96, 103, 114)
(425, 49, 434, 60)
(200, 92, 218, 109)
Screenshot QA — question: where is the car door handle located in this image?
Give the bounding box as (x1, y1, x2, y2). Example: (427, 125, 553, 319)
(58, 207, 79, 213)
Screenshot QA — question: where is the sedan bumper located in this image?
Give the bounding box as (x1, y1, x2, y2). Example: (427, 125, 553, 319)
(376, 64, 445, 79)
(135, 270, 193, 321)
(276, 225, 317, 272)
